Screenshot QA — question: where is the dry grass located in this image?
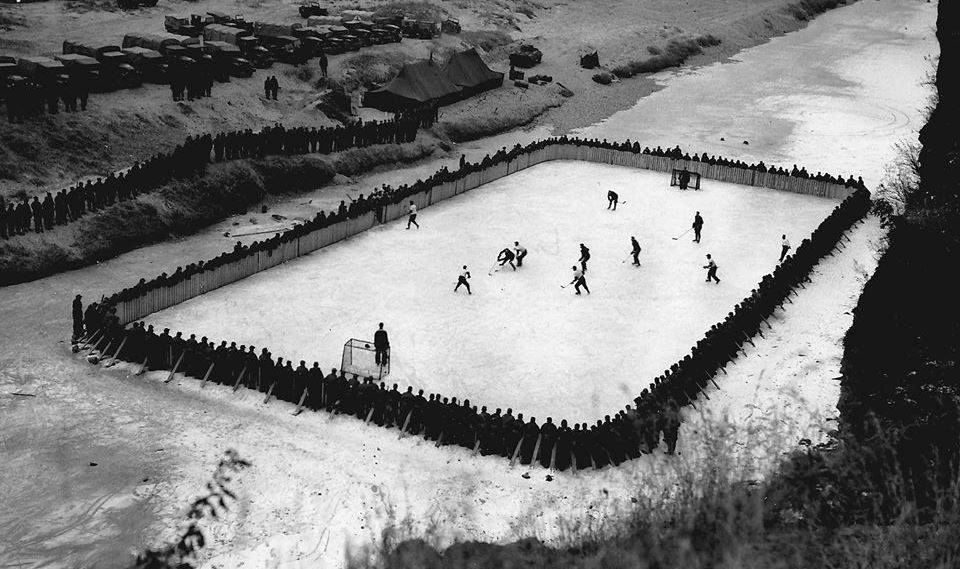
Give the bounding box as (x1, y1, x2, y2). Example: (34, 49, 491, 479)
(0, 140, 441, 285)
(372, 2, 448, 21)
(435, 89, 563, 142)
(611, 37, 705, 79)
(458, 30, 514, 52)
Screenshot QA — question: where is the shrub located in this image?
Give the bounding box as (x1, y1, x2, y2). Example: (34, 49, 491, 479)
(592, 71, 613, 85)
(695, 33, 722, 48)
(460, 30, 513, 52)
(612, 37, 704, 79)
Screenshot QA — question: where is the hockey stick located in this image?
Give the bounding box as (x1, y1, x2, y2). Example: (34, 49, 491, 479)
(530, 434, 542, 467)
(262, 381, 276, 404)
(164, 351, 184, 383)
(200, 362, 215, 389)
(672, 227, 693, 240)
(398, 410, 413, 439)
(293, 388, 309, 416)
(136, 355, 149, 376)
(509, 436, 524, 467)
(104, 337, 128, 367)
(232, 366, 247, 392)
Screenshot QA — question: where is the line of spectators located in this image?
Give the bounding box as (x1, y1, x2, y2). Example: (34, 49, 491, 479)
(1, 112, 427, 240)
(71, 136, 871, 470)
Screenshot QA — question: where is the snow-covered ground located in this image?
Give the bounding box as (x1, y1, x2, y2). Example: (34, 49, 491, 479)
(146, 164, 835, 422)
(0, 1, 935, 568)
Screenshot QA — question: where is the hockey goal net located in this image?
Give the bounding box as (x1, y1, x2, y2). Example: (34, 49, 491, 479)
(341, 338, 390, 379)
(670, 168, 702, 190)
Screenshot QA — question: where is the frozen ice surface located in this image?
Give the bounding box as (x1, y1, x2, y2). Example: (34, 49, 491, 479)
(147, 162, 835, 422)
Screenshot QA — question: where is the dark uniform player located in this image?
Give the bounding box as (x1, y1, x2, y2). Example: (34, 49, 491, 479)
(454, 265, 471, 294)
(630, 237, 642, 266)
(678, 169, 692, 190)
(692, 211, 704, 243)
(607, 190, 619, 210)
(497, 247, 516, 270)
(570, 265, 590, 295)
(374, 322, 389, 367)
(407, 201, 419, 229)
(578, 243, 591, 272)
(704, 254, 720, 283)
(514, 241, 527, 267)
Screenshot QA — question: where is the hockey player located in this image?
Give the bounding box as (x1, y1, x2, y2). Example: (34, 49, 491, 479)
(692, 211, 704, 243)
(569, 265, 590, 295)
(779, 234, 791, 262)
(630, 237, 642, 266)
(607, 190, 619, 210)
(497, 247, 516, 270)
(703, 254, 720, 283)
(455, 265, 472, 294)
(406, 201, 419, 229)
(514, 241, 527, 267)
(374, 322, 389, 367)
(578, 243, 591, 272)
(678, 169, 691, 190)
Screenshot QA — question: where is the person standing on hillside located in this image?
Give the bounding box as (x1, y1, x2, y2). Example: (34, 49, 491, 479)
(319, 51, 329, 78)
(374, 322, 389, 367)
(692, 211, 704, 243)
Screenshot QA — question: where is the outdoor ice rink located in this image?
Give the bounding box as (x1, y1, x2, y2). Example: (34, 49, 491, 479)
(146, 161, 837, 421)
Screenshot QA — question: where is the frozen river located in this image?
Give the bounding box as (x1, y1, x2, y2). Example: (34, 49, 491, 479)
(577, 0, 935, 191)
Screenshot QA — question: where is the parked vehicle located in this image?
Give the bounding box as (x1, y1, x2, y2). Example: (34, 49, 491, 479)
(259, 35, 309, 64)
(441, 18, 461, 34)
(16, 56, 69, 87)
(371, 25, 401, 44)
(1, 56, 20, 101)
(164, 15, 202, 37)
(116, 0, 158, 8)
(204, 41, 254, 78)
(63, 41, 142, 88)
(54, 53, 102, 89)
(401, 19, 439, 39)
(122, 33, 182, 55)
(122, 46, 169, 83)
(298, 2, 328, 18)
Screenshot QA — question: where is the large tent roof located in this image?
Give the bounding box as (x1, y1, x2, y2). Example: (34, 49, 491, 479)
(442, 48, 503, 89)
(368, 59, 461, 107)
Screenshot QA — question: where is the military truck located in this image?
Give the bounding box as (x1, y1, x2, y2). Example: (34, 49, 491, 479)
(204, 24, 272, 68)
(121, 46, 168, 83)
(401, 19, 440, 40)
(1, 56, 19, 102)
(16, 56, 69, 87)
(122, 33, 182, 55)
(164, 15, 204, 37)
(259, 35, 309, 64)
(116, 0, 158, 8)
(54, 54, 103, 90)
(371, 25, 401, 44)
(204, 41, 254, 78)
(298, 2, 328, 18)
(63, 41, 141, 89)
(441, 18, 461, 34)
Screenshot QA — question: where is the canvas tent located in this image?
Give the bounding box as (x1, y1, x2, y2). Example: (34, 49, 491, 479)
(364, 59, 462, 111)
(441, 48, 503, 96)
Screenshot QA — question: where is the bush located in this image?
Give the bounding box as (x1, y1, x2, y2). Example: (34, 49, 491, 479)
(459, 30, 513, 52)
(695, 33, 722, 48)
(592, 71, 613, 85)
(612, 37, 704, 79)
(435, 92, 563, 142)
